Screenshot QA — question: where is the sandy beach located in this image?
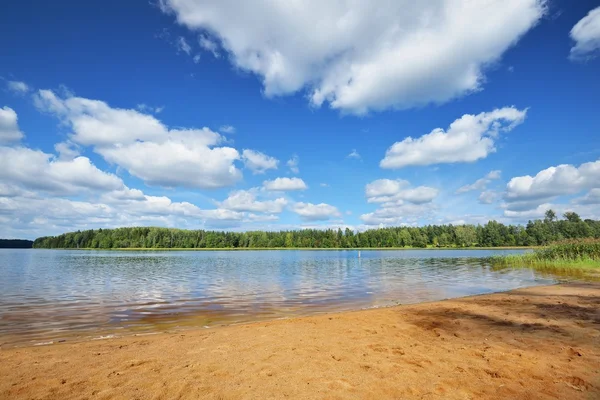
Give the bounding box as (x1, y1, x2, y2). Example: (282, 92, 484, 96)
(1, 283, 599, 399)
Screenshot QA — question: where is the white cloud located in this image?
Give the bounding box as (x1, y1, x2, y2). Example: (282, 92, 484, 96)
(198, 34, 220, 58)
(574, 188, 600, 205)
(0, 185, 248, 237)
(159, 0, 545, 114)
(487, 170, 502, 180)
(7, 81, 30, 94)
(365, 179, 438, 205)
(136, 103, 164, 114)
(241, 149, 279, 174)
(0, 146, 124, 195)
(0, 183, 35, 199)
(193, 54, 201, 64)
(220, 189, 287, 213)
(478, 190, 498, 205)
(0, 106, 25, 143)
(456, 170, 501, 193)
(362, 179, 438, 225)
(347, 149, 361, 159)
(247, 213, 279, 222)
(365, 179, 406, 198)
(54, 141, 80, 161)
(503, 203, 554, 220)
(286, 155, 299, 174)
(176, 36, 192, 55)
(100, 132, 241, 188)
(569, 6, 600, 61)
(381, 107, 527, 169)
(320, 183, 329, 188)
(34, 89, 243, 189)
(219, 125, 236, 134)
(263, 177, 307, 191)
(504, 160, 600, 209)
(291, 202, 341, 221)
(35, 90, 165, 146)
(360, 203, 435, 226)
(501, 203, 600, 222)
(0, 147, 250, 236)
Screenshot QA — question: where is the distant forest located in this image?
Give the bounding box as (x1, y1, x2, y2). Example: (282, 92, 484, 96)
(0, 239, 34, 249)
(33, 210, 600, 249)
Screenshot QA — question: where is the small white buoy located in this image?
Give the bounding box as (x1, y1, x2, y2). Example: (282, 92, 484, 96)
(358, 251, 361, 258)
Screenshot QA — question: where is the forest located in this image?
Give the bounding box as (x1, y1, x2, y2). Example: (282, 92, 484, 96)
(0, 239, 34, 249)
(32, 210, 600, 250)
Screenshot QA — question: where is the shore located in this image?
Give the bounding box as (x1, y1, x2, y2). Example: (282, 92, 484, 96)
(30, 246, 536, 251)
(2, 283, 599, 399)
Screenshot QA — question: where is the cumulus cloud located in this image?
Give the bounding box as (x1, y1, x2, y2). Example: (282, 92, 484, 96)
(569, 6, 600, 61)
(574, 188, 600, 205)
(291, 202, 341, 221)
(54, 142, 80, 160)
(0, 186, 247, 237)
(34, 89, 244, 189)
(381, 107, 527, 169)
(361, 179, 438, 226)
(100, 132, 241, 188)
(0, 147, 250, 236)
(0, 106, 25, 143)
(159, 0, 545, 114)
(7, 81, 30, 94)
(247, 213, 279, 222)
(478, 190, 498, 205)
(0, 146, 124, 195)
(365, 179, 438, 205)
(501, 203, 600, 222)
(263, 177, 307, 191)
(241, 149, 279, 174)
(360, 203, 435, 226)
(504, 160, 600, 209)
(456, 170, 502, 194)
(220, 189, 287, 213)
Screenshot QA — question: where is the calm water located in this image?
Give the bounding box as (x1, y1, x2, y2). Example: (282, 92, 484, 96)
(0, 249, 561, 347)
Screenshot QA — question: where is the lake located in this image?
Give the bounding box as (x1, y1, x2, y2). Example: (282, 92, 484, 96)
(0, 249, 562, 347)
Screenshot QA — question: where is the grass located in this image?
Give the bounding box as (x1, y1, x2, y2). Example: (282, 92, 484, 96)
(490, 239, 600, 270)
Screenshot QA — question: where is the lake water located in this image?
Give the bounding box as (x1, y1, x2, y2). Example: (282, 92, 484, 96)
(0, 249, 563, 347)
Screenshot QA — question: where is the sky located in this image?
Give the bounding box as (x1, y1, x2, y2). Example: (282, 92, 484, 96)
(1, 0, 599, 239)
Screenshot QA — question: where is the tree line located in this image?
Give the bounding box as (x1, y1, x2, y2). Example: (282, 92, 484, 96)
(0, 239, 34, 248)
(31, 210, 600, 250)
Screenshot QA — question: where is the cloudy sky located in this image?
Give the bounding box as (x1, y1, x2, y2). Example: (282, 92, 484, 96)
(1, 0, 599, 239)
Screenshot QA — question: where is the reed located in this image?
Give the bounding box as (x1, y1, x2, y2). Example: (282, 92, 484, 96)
(490, 239, 600, 270)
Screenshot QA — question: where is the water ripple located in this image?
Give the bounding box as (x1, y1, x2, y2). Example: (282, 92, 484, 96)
(0, 249, 562, 347)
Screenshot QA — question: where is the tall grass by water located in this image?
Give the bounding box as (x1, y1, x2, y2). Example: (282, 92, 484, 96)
(491, 239, 600, 270)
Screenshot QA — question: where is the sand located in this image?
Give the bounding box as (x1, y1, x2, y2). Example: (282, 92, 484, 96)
(1, 283, 599, 400)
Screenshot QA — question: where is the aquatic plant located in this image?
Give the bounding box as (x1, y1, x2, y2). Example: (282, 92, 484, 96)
(490, 239, 600, 269)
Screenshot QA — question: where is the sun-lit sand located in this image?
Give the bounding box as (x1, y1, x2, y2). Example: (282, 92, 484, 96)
(1, 283, 599, 399)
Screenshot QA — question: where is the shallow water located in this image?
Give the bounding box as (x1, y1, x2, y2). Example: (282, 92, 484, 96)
(0, 248, 570, 347)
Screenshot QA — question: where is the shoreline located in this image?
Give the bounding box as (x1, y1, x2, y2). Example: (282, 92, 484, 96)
(1, 283, 554, 350)
(2, 282, 599, 399)
(27, 246, 536, 251)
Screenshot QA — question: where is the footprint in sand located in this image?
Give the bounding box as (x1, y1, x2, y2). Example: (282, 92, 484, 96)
(564, 376, 592, 391)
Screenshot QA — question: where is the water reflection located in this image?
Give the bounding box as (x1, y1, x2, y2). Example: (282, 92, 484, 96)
(0, 249, 577, 347)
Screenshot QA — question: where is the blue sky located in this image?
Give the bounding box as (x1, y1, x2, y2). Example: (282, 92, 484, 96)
(1, 0, 599, 239)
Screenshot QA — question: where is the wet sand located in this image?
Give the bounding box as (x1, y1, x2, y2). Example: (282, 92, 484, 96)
(1, 283, 599, 399)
